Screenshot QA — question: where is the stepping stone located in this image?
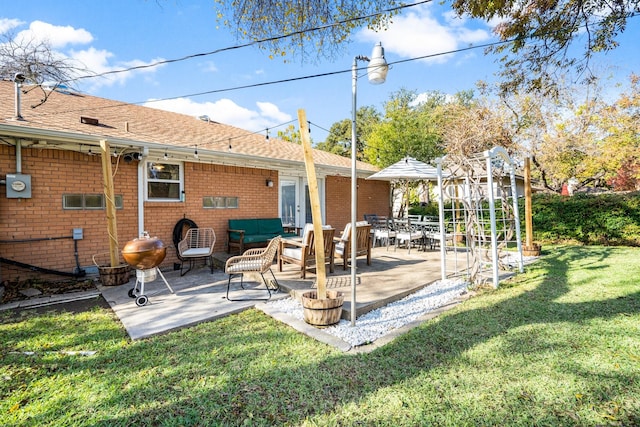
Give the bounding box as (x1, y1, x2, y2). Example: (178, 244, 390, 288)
(19, 288, 43, 298)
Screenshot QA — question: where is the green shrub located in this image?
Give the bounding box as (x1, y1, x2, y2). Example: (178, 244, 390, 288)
(524, 191, 640, 246)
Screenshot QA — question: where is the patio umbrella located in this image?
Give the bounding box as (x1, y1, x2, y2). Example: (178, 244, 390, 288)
(366, 156, 440, 181)
(366, 157, 444, 215)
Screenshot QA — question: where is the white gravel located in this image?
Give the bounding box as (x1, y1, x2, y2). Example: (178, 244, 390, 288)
(265, 279, 469, 347)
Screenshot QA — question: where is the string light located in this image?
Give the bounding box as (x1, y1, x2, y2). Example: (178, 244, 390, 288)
(228, 138, 232, 152)
(194, 144, 198, 159)
(265, 128, 269, 141)
(163, 149, 168, 160)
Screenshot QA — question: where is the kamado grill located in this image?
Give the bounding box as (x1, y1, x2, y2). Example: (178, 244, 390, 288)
(121, 232, 174, 306)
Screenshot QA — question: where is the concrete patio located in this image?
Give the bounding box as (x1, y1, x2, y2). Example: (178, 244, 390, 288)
(97, 245, 466, 340)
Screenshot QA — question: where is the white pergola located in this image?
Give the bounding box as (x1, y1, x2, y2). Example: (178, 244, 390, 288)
(435, 146, 524, 288)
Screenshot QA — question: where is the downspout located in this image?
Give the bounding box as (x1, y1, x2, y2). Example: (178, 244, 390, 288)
(138, 159, 145, 237)
(14, 74, 25, 173)
(15, 139, 22, 173)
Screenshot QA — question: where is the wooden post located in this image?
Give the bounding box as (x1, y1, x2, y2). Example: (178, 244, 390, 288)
(522, 157, 541, 256)
(100, 140, 120, 267)
(298, 109, 327, 299)
(524, 157, 533, 248)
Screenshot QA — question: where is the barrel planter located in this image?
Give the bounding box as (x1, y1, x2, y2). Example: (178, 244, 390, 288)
(523, 244, 541, 257)
(301, 290, 344, 326)
(97, 264, 131, 287)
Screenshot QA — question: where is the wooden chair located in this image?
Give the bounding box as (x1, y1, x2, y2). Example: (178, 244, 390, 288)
(177, 228, 216, 276)
(278, 224, 335, 279)
(224, 236, 280, 301)
(334, 222, 372, 270)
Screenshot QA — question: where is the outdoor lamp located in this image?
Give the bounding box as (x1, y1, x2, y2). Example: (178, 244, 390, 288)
(367, 42, 389, 84)
(350, 42, 388, 326)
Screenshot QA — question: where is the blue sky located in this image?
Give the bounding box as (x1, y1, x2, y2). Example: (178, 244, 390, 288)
(2, 1, 638, 142)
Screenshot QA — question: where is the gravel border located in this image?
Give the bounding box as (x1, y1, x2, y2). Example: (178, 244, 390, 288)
(264, 279, 469, 347)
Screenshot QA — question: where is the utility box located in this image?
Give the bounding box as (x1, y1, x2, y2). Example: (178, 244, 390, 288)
(6, 174, 32, 198)
(73, 228, 84, 240)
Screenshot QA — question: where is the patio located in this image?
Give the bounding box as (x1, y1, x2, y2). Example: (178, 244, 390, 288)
(98, 245, 463, 341)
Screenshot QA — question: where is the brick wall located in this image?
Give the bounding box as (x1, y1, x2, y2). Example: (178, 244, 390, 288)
(325, 175, 390, 232)
(0, 144, 387, 281)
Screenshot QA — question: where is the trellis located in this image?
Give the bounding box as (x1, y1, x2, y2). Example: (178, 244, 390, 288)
(435, 146, 524, 287)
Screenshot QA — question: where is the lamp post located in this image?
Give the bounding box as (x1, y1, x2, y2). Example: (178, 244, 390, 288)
(350, 42, 388, 326)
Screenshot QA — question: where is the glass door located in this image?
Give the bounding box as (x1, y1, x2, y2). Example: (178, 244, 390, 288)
(280, 176, 325, 228)
(280, 178, 299, 227)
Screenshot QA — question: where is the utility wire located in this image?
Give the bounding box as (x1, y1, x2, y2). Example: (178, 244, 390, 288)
(70, 1, 432, 83)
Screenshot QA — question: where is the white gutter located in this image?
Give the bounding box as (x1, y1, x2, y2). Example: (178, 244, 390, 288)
(0, 123, 376, 178)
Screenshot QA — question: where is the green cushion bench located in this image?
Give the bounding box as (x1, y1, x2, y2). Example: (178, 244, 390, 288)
(227, 218, 298, 254)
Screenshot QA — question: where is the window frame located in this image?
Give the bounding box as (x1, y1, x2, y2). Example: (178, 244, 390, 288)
(145, 161, 184, 202)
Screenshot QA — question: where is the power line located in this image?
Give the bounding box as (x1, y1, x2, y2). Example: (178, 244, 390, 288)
(71, 1, 432, 83)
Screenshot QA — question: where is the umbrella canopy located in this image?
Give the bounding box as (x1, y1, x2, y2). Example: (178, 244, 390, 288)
(366, 156, 442, 181)
(366, 157, 446, 216)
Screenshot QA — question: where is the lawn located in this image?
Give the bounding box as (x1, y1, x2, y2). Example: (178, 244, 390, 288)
(1, 245, 639, 426)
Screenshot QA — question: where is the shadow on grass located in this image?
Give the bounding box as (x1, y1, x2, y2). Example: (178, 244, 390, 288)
(2, 246, 639, 426)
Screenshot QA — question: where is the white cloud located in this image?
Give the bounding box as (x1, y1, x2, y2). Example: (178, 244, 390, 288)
(70, 47, 166, 89)
(145, 97, 292, 131)
(201, 61, 218, 73)
(0, 18, 23, 34)
(15, 20, 93, 48)
(358, 4, 492, 64)
(2, 18, 162, 89)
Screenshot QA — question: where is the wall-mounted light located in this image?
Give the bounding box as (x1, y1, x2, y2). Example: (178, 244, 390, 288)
(266, 179, 274, 187)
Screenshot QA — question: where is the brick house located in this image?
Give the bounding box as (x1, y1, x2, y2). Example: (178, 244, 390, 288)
(0, 80, 390, 281)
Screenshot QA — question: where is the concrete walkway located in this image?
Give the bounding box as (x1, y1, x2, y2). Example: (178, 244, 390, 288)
(97, 246, 458, 340)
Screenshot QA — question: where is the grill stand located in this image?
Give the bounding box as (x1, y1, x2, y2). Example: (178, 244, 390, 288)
(128, 267, 174, 306)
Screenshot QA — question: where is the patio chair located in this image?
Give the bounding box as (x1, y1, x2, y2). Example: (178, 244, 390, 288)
(177, 227, 216, 276)
(224, 236, 280, 301)
(372, 216, 396, 249)
(394, 219, 423, 254)
(334, 221, 372, 270)
(278, 224, 335, 278)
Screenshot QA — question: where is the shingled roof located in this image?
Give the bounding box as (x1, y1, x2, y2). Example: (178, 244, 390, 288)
(0, 80, 377, 175)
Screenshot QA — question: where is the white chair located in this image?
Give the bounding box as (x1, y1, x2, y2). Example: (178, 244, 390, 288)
(372, 216, 396, 249)
(177, 228, 216, 276)
(394, 219, 423, 254)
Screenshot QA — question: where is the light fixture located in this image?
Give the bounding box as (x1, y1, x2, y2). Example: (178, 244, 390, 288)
(112, 148, 118, 157)
(349, 42, 388, 326)
(228, 138, 232, 152)
(366, 42, 389, 84)
(163, 149, 168, 160)
(265, 128, 270, 141)
(266, 178, 274, 187)
(194, 145, 198, 159)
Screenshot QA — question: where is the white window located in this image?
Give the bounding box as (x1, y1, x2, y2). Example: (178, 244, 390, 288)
(145, 161, 183, 201)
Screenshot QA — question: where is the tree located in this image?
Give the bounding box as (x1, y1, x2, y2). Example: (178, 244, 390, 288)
(276, 124, 307, 144)
(315, 106, 380, 159)
(213, 0, 400, 62)
(451, 0, 639, 95)
(365, 89, 446, 167)
(214, 0, 637, 95)
(0, 31, 90, 107)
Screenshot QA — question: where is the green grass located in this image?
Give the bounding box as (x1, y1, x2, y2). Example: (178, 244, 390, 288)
(1, 245, 639, 426)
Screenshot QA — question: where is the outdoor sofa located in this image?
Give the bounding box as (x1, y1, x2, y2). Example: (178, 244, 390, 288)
(227, 218, 298, 254)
